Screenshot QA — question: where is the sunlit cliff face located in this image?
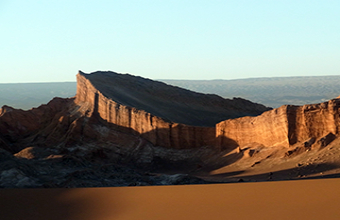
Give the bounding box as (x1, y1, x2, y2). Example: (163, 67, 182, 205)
(75, 71, 270, 149)
(76, 71, 340, 152)
(217, 99, 340, 150)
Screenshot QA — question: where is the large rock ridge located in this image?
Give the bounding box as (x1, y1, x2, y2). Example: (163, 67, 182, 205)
(75, 71, 270, 149)
(1, 71, 340, 188)
(75, 72, 215, 149)
(75, 71, 340, 151)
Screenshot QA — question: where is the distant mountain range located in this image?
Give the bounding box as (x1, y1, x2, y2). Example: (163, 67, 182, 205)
(1, 75, 340, 109)
(0, 82, 76, 110)
(162, 75, 340, 108)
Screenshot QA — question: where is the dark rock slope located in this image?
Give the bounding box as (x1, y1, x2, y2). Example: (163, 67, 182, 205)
(78, 71, 270, 127)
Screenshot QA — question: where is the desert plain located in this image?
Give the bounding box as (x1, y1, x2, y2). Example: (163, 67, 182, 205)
(1, 178, 340, 220)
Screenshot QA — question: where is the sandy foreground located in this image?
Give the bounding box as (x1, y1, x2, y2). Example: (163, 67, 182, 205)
(1, 178, 340, 220)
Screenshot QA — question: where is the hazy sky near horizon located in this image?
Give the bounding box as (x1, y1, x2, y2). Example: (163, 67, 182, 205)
(1, 0, 339, 83)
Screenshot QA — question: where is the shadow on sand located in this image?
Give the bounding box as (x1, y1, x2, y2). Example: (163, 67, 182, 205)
(0, 188, 125, 220)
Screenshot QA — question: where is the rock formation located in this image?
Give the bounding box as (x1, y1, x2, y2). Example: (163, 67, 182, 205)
(76, 71, 340, 152)
(0, 98, 74, 152)
(3, 70, 339, 154)
(75, 71, 270, 149)
(2, 70, 340, 188)
(216, 98, 340, 149)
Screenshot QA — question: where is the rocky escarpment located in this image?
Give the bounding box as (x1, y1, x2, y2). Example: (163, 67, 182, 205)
(75, 71, 270, 149)
(0, 96, 217, 187)
(75, 71, 340, 151)
(0, 71, 274, 188)
(2, 70, 340, 188)
(217, 98, 340, 149)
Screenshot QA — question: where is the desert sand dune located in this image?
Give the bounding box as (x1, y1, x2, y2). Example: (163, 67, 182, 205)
(1, 178, 340, 220)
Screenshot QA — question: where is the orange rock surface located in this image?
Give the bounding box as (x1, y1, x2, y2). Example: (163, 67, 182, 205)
(74, 71, 340, 151)
(75, 71, 269, 149)
(217, 99, 340, 149)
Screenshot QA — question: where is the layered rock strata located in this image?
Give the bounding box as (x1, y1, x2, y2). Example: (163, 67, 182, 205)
(2, 71, 340, 188)
(76, 71, 340, 151)
(217, 99, 340, 148)
(3, 70, 339, 155)
(75, 71, 270, 149)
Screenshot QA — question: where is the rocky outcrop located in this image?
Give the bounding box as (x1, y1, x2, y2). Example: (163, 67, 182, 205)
(76, 71, 340, 151)
(75, 71, 270, 149)
(0, 98, 75, 152)
(2, 70, 340, 188)
(217, 98, 340, 149)
(2, 70, 339, 153)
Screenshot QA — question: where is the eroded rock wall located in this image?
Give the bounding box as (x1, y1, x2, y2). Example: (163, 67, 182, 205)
(216, 106, 290, 148)
(216, 99, 340, 148)
(75, 72, 216, 149)
(76, 71, 340, 150)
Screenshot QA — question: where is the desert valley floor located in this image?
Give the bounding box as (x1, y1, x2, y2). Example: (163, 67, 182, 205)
(1, 178, 340, 220)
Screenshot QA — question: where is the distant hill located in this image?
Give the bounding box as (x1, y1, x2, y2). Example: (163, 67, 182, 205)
(162, 75, 340, 108)
(0, 82, 76, 110)
(1, 75, 340, 109)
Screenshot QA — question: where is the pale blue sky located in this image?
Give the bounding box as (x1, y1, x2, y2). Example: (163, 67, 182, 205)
(1, 0, 339, 83)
